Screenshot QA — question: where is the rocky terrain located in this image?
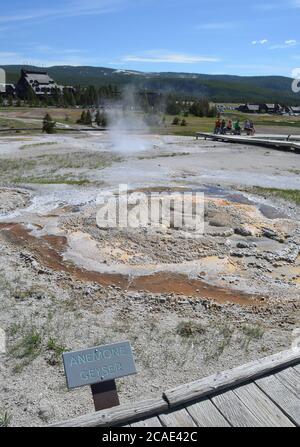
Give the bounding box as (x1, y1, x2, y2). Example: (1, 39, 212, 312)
(0, 132, 299, 426)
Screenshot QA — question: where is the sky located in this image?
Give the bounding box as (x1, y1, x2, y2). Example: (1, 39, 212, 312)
(0, 0, 300, 77)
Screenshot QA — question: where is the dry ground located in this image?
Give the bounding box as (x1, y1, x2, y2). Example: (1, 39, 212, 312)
(0, 131, 299, 426)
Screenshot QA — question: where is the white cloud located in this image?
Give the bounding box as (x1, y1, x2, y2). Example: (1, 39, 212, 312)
(121, 51, 220, 64)
(269, 40, 298, 49)
(252, 39, 268, 45)
(0, 51, 23, 64)
(285, 40, 297, 45)
(31, 45, 83, 55)
(0, 0, 128, 24)
(0, 52, 20, 58)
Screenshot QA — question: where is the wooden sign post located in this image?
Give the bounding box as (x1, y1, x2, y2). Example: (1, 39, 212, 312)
(63, 341, 136, 412)
(91, 380, 120, 411)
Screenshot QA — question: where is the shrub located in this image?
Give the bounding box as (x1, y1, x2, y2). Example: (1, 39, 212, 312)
(42, 113, 56, 134)
(77, 110, 87, 124)
(177, 321, 205, 337)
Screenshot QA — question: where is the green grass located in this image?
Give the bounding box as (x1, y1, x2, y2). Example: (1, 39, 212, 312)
(47, 338, 66, 356)
(150, 112, 300, 137)
(252, 187, 300, 205)
(46, 337, 66, 366)
(176, 321, 206, 338)
(154, 115, 216, 136)
(2, 107, 300, 137)
(0, 152, 121, 184)
(0, 116, 36, 129)
(10, 327, 42, 372)
(239, 324, 264, 351)
(0, 411, 12, 427)
(138, 152, 190, 160)
(13, 177, 91, 185)
(20, 142, 58, 150)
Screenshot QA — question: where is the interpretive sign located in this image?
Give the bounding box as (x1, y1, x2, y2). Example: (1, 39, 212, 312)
(63, 341, 136, 390)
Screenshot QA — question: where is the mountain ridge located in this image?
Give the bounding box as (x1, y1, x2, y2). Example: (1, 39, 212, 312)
(2, 64, 300, 104)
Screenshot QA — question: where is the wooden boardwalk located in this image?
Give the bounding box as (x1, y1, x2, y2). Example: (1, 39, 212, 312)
(52, 349, 300, 428)
(195, 132, 300, 152)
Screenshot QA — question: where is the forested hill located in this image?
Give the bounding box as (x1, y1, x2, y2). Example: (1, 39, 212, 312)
(3, 65, 300, 104)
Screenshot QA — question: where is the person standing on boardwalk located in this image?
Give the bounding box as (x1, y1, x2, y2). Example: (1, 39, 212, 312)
(234, 120, 241, 135)
(226, 119, 233, 134)
(221, 119, 226, 134)
(250, 120, 256, 135)
(214, 118, 222, 134)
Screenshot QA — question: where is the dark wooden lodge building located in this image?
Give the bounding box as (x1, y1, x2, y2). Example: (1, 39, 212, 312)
(16, 69, 72, 99)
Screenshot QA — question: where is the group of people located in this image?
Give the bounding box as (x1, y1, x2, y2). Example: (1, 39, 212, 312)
(214, 118, 255, 136)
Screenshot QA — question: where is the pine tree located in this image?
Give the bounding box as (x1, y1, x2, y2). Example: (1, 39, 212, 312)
(100, 114, 108, 128)
(85, 110, 92, 125)
(95, 110, 101, 126)
(166, 98, 182, 115)
(77, 110, 87, 124)
(42, 113, 56, 134)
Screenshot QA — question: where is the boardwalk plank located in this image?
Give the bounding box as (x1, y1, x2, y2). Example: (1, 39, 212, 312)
(275, 367, 300, 398)
(159, 409, 197, 427)
(293, 364, 300, 374)
(186, 400, 231, 427)
(256, 375, 300, 426)
(131, 417, 163, 427)
(51, 396, 168, 427)
(233, 382, 295, 427)
(292, 366, 300, 376)
(165, 349, 300, 407)
(212, 390, 263, 427)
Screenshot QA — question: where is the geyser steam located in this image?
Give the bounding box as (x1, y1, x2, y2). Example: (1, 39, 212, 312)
(106, 86, 152, 154)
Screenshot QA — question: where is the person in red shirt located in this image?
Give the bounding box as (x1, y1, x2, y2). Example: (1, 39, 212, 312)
(226, 120, 233, 134)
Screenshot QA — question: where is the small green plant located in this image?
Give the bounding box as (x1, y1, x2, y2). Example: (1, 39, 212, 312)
(176, 321, 206, 338)
(46, 338, 66, 366)
(239, 324, 264, 351)
(7, 323, 22, 337)
(47, 338, 66, 356)
(10, 327, 42, 372)
(206, 323, 235, 360)
(172, 117, 180, 125)
(0, 411, 12, 427)
(15, 329, 41, 359)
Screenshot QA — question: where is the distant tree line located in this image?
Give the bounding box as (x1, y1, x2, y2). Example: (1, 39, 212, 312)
(77, 110, 108, 127)
(0, 84, 121, 108)
(166, 96, 217, 117)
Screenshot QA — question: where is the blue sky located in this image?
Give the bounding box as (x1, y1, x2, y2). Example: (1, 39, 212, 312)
(0, 0, 300, 76)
